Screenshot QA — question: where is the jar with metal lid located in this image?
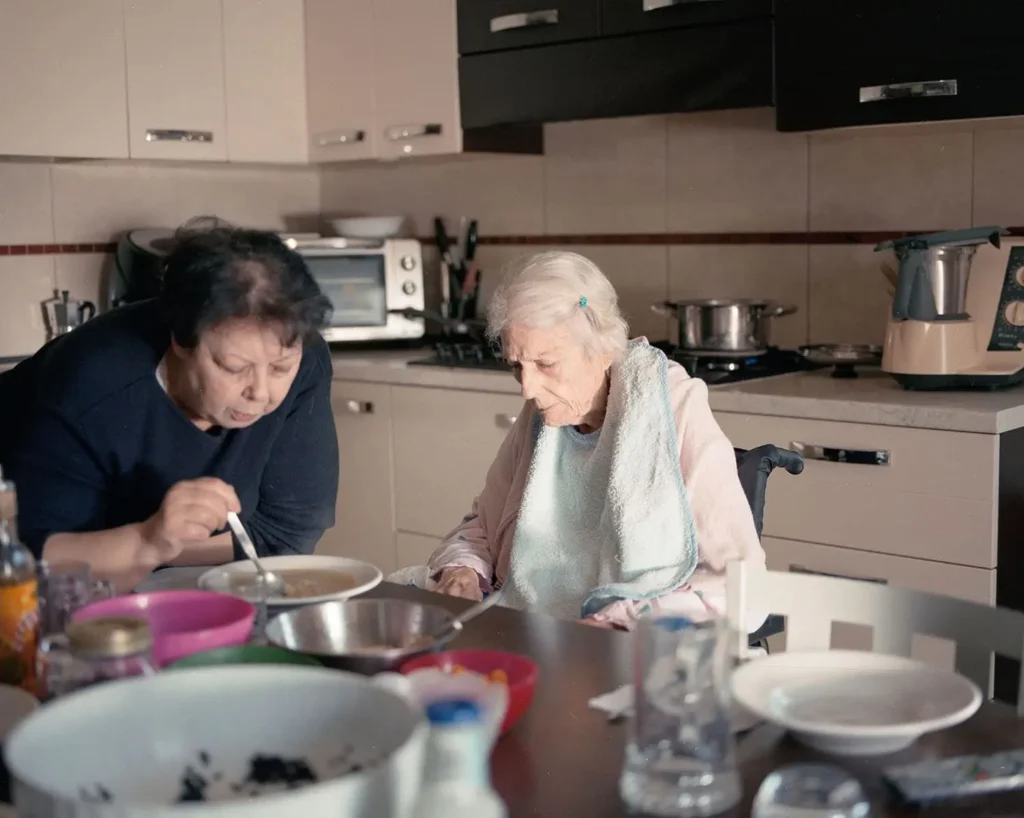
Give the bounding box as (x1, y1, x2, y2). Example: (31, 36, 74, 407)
(37, 615, 156, 699)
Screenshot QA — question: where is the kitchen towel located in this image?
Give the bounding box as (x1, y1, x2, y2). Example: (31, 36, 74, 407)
(502, 340, 700, 619)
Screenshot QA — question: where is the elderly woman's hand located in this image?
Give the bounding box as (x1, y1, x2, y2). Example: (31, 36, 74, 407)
(435, 566, 484, 601)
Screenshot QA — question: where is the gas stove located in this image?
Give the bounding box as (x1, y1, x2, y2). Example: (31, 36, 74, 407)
(408, 340, 814, 384)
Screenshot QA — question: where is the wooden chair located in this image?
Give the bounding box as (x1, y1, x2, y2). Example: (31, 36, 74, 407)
(725, 560, 1024, 714)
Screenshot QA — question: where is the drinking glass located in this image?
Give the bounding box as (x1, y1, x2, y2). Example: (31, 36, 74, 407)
(753, 764, 871, 818)
(37, 561, 115, 637)
(620, 615, 741, 817)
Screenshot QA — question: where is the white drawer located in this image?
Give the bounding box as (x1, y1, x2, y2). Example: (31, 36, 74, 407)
(717, 412, 998, 568)
(392, 385, 525, 538)
(763, 536, 996, 674)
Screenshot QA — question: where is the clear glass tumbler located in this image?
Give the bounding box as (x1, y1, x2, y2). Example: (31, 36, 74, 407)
(620, 615, 741, 817)
(37, 560, 115, 636)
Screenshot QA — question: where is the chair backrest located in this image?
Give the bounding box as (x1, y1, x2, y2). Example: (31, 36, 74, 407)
(726, 561, 1024, 713)
(733, 445, 804, 538)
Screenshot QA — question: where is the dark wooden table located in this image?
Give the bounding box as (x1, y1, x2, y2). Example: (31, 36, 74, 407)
(369, 583, 1024, 818)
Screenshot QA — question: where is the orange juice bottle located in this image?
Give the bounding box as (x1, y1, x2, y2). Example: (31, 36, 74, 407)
(0, 467, 38, 694)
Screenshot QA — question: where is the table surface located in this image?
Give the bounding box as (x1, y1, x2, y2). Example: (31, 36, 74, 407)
(366, 584, 1024, 818)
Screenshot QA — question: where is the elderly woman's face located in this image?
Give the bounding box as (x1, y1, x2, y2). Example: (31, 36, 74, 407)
(504, 323, 612, 428)
(172, 317, 302, 430)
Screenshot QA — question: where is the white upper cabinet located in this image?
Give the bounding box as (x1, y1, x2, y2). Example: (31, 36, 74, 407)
(372, 0, 462, 160)
(124, 0, 227, 161)
(305, 0, 378, 163)
(0, 0, 129, 159)
(223, 0, 309, 164)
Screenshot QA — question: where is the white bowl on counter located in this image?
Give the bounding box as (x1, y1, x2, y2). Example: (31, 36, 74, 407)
(198, 554, 383, 609)
(330, 216, 406, 239)
(5, 665, 427, 817)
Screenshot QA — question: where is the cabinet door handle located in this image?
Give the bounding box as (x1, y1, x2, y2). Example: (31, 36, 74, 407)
(644, 0, 721, 10)
(342, 400, 374, 415)
(145, 129, 213, 144)
(316, 129, 366, 147)
(490, 9, 558, 32)
(860, 79, 958, 103)
(384, 124, 443, 141)
(495, 413, 518, 429)
(790, 564, 887, 586)
(790, 441, 890, 466)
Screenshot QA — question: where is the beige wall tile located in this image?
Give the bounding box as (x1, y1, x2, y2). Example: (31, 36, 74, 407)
(544, 116, 667, 234)
(0, 256, 55, 356)
(808, 245, 892, 345)
(55, 254, 108, 312)
(809, 129, 973, 231)
(0, 163, 53, 244)
(321, 154, 544, 237)
(668, 108, 809, 233)
(973, 128, 1024, 228)
(668, 245, 809, 349)
(51, 164, 320, 242)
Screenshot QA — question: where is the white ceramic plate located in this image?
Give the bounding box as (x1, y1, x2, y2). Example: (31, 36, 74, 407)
(330, 216, 405, 239)
(198, 555, 383, 608)
(731, 650, 982, 756)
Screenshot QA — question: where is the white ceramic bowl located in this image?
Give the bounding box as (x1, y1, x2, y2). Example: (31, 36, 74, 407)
(330, 217, 406, 239)
(5, 665, 426, 818)
(731, 650, 982, 756)
(198, 554, 383, 609)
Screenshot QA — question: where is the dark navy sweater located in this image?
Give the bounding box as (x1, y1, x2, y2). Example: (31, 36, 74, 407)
(0, 300, 339, 560)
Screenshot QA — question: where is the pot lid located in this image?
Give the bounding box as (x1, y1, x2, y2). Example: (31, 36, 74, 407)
(875, 226, 1008, 253)
(799, 344, 882, 366)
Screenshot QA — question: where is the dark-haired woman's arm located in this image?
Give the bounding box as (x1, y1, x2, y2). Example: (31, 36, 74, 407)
(244, 343, 339, 556)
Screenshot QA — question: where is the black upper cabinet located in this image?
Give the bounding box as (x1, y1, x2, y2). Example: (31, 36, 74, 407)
(776, 0, 1024, 132)
(458, 0, 601, 55)
(457, 0, 773, 129)
(602, 0, 770, 36)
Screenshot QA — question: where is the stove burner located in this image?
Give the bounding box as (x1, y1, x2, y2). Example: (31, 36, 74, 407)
(653, 342, 815, 385)
(408, 341, 509, 372)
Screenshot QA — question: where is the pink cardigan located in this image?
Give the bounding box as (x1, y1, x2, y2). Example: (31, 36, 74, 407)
(427, 359, 767, 631)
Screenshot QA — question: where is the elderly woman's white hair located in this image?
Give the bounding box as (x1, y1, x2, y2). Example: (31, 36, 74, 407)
(486, 251, 630, 360)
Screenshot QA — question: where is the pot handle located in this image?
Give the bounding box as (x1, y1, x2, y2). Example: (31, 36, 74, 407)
(650, 301, 677, 318)
(769, 303, 798, 318)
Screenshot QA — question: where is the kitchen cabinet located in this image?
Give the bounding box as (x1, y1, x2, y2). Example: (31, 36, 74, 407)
(223, 0, 309, 164)
(392, 385, 523, 538)
(775, 0, 1024, 132)
(124, 0, 227, 161)
(600, 0, 770, 37)
(0, 0, 129, 159)
(457, 0, 601, 56)
(317, 381, 398, 574)
(304, 0, 378, 163)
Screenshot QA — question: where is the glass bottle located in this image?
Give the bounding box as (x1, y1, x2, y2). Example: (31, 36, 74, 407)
(39, 615, 156, 699)
(0, 466, 40, 695)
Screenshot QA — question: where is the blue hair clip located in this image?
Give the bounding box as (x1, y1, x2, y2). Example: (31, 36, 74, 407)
(578, 296, 588, 308)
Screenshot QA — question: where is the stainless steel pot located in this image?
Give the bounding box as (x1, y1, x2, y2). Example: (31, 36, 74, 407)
(651, 299, 798, 354)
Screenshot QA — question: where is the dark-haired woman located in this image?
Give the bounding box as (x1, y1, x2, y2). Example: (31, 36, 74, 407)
(0, 227, 339, 590)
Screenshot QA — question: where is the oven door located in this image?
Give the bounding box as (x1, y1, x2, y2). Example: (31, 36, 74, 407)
(299, 240, 424, 342)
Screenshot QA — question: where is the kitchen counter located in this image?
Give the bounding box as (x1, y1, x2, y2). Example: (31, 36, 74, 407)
(331, 351, 1024, 434)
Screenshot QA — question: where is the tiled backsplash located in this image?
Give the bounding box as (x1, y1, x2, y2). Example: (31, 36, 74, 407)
(322, 108, 1024, 348)
(0, 162, 319, 357)
(5, 108, 1024, 358)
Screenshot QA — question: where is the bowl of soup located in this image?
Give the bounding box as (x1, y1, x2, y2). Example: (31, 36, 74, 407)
(198, 555, 383, 609)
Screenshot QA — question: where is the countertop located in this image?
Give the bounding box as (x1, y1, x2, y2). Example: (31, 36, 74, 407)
(331, 351, 1024, 434)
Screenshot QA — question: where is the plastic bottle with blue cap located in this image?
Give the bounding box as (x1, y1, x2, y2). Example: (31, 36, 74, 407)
(412, 699, 507, 818)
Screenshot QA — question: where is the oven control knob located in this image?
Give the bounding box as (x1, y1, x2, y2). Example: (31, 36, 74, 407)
(1005, 301, 1024, 327)
(400, 255, 417, 271)
(401, 280, 417, 296)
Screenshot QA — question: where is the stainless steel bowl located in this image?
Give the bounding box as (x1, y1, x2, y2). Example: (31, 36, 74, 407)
(264, 598, 461, 675)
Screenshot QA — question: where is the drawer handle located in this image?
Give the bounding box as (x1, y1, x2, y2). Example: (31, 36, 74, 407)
(342, 400, 374, 415)
(644, 0, 722, 9)
(490, 9, 558, 32)
(146, 129, 213, 144)
(790, 564, 887, 586)
(790, 441, 890, 466)
(316, 129, 366, 147)
(860, 79, 958, 103)
(384, 123, 442, 141)
(496, 413, 518, 429)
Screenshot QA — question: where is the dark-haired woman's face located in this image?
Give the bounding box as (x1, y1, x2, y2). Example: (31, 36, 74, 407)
(172, 317, 302, 430)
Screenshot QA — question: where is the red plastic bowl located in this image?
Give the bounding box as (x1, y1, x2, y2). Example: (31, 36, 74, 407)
(399, 649, 539, 735)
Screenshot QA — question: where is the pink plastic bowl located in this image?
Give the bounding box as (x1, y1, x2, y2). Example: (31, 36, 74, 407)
(72, 590, 256, 667)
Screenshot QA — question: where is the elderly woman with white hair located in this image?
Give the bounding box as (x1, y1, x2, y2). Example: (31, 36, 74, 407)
(427, 251, 766, 631)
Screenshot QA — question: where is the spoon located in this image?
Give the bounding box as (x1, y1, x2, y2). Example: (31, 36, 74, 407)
(226, 512, 286, 598)
(436, 587, 505, 639)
